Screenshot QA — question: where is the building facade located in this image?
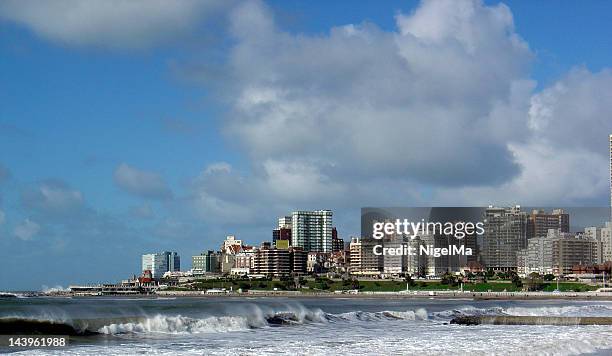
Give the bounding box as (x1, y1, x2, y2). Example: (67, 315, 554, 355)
(349, 237, 383, 276)
(332, 227, 344, 252)
(192, 250, 220, 273)
(272, 227, 292, 247)
(278, 216, 292, 229)
(290, 247, 308, 275)
(221, 235, 242, 254)
(527, 209, 569, 239)
(252, 245, 291, 277)
(141, 251, 180, 279)
(291, 210, 333, 253)
(482, 206, 528, 272)
(349, 237, 362, 275)
(520, 229, 599, 275)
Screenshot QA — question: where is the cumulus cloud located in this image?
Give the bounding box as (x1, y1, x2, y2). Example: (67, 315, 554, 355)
(182, 0, 612, 220)
(114, 163, 173, 200)
(14, 218, 40, 240)
(435, 68, 612, 206)
(222, 0, 532, 188)
(21, 179, 84, 216)
(527, 68, 612, 154)
(0, 0, 231, 49)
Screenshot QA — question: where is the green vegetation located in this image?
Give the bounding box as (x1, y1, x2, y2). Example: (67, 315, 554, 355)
(165, 276, 598, 293)
(541, 282, 598, 292)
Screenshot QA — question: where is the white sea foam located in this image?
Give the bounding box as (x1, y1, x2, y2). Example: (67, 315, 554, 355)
(503, 304, 612, 317)
(98, 314, 254, 335)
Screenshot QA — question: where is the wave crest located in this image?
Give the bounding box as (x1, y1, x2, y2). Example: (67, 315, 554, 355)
(98, 315, 254, 334)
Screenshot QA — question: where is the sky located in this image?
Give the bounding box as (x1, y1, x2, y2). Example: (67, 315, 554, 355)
(1, 0, 612, 290)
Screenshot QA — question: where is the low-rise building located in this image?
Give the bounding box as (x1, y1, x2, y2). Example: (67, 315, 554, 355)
(252, 244, 290, 277)
(307, 252, 329, 273)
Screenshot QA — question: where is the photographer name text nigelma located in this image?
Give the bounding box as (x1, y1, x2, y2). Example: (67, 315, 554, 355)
(372, 244, 472, 257)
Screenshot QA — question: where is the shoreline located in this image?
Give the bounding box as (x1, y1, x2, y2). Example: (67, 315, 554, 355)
(27, 290, 612, 301)
(159, 290, 612, 300)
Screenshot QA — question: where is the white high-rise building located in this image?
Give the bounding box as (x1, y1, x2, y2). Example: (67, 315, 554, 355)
(278, 216, 292, 229)
(291, 210, 332, 252)
(142, 251, 180, 279)
(603, 223, 612, 263)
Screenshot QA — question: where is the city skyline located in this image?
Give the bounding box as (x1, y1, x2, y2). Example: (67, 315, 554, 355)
(135, 206, 612, 279)
(1, 0, 612, 290)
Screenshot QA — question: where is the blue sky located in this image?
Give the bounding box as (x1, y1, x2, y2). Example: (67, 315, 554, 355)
(1, 0, 612, 290)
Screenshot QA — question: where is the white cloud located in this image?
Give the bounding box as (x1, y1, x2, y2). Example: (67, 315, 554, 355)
(14, 218, 40, 240)
(222, 0, 532, 188)
(183, 0, 612, 218)
(189, 161, 343, 224)
(527, 68, 612, 154)
(262, 160, 346, 202)
(21, 180, 84, 215)
(114, 163, 173, 200)
(434, 68, 612, 206)
(0, 0, 231, 49)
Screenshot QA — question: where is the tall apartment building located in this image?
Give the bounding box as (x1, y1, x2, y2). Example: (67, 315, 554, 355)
(405, 234, 437, 277)
(585, 223, 612, 263)
(349, 237, 383, 276)
(604, 223, 612, 262)
(520, 230, 598, 275)
(278, 216, 292, 229)
(610, 134, 612, 223)
(349, 237, 362, 275)
(527, 209, 569, 239)
(482, 206, 528, 272)
(381, 233, 406, 275)
(291, 210, 333, 252)
(192, 250, 220, 273)
(584, 226, 602, 264)
(141, 251, 180, 279)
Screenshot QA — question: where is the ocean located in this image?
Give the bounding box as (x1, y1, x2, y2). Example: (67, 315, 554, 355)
(2, 296, 612, 355)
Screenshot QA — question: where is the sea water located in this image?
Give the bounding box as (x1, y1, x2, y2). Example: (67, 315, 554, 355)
(1, 297, 612, 355)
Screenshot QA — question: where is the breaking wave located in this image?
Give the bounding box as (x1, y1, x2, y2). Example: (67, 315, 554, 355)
(98, 307, 427, 335)
(431, 304, 612, 320)
(503, 304, 612, 317)
(4, 303, 612, 337)
(98, 315, 255, 334)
